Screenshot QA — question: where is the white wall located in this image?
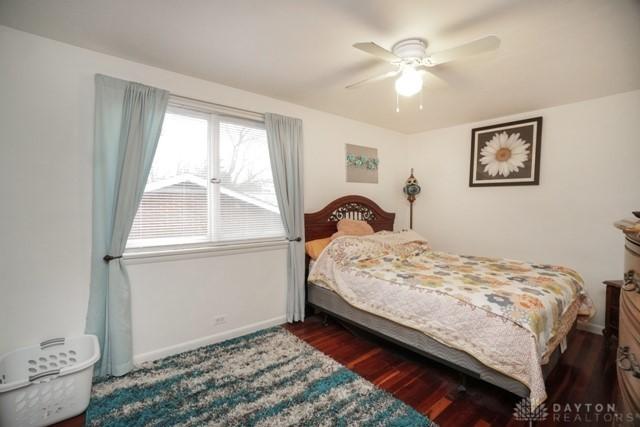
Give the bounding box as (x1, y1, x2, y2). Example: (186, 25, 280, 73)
(407, 90, 640, 329)
(0, 26, 409, 357)
(127, 247, 288, 361)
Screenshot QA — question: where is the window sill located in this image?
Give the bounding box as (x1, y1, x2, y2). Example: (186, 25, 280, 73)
(123, 239, 288, 265)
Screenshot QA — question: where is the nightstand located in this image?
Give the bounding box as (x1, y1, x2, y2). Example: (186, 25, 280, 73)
(603, 279, 622, 341)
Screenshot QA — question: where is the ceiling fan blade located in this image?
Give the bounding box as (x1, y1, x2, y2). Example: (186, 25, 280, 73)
(345, 69, 400, 89)
(416, 66, 449, 87)
(426, 35, 500, 66)
(353, 42, 399, 62)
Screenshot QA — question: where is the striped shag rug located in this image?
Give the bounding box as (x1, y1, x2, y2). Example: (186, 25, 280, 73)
(87, 327, 435, 426)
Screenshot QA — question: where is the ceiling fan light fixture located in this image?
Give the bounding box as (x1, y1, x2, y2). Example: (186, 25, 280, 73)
(394, 67, 423, 97)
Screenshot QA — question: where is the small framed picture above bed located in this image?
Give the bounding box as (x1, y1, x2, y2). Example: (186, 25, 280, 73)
(346, 143, 379, 184)
(469, 116, 543, 187)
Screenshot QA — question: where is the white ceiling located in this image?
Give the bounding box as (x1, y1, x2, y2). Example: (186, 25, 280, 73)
(1, 0, 639, 133)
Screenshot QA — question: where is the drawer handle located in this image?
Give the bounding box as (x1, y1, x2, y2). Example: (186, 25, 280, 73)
(623, 270, 640, 293)
(618, 346, 640, 378)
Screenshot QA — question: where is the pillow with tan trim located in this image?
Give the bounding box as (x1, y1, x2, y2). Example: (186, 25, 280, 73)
(305, 237, 332, 260)
(330, 219, 374, 240)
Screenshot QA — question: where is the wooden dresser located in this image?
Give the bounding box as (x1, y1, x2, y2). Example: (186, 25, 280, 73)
(614, 222, 640, 422)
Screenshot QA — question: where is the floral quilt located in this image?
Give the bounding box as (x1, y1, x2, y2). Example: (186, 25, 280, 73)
(308, 230, 593, 407)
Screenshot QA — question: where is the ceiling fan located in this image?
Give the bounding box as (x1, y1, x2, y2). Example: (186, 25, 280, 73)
(346, 35, 500, 110)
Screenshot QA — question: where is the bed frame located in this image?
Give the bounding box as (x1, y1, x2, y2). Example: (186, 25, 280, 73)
(304, 195, 570, 399)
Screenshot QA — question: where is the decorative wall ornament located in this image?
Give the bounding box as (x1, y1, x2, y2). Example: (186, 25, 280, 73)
(346, 154, 379, 170)
(403, 168, 421, 229)
(346, 144, 379, 183)
(469, 117, 543, 187)
(329, 203, 376, 222)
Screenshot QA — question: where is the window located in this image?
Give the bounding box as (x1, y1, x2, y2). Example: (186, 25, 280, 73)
(127, 99, 285, 249)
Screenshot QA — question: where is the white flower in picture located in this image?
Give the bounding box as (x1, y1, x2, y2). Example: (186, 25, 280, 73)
(479, 131, 530, 177)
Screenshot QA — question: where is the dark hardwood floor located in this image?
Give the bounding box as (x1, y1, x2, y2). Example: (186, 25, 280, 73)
(285, 316, 619, 427)
(56, 315, 618, 427)
(54, 414, 84, 427)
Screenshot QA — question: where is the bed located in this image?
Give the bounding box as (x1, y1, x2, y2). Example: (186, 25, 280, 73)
(304, 195, 591, 407)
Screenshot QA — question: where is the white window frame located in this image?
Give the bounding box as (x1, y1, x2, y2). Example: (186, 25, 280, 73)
(125, 96, 286, 260)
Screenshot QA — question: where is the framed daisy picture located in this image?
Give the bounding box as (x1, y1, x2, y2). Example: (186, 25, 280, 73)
(469, 117, 543, 187)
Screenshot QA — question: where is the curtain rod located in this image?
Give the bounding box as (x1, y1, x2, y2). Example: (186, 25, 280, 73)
(170, 93, 264, 118)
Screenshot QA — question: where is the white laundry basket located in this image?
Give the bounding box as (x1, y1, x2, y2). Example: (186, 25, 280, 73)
(0, 335, 100, 427)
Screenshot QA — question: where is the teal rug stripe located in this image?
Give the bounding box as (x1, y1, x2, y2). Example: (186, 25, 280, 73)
(165, 362, 320, 426)
(243, 367, 358, 426)
(87, 326, 436, 426)
(93, 336, 311, 425)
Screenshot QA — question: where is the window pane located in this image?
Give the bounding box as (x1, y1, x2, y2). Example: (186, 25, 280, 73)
(128, 110, 209, 248)
(217, 119, 284, 242)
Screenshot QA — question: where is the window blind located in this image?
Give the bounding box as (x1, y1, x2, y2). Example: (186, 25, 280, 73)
(216, 119, 284, 242)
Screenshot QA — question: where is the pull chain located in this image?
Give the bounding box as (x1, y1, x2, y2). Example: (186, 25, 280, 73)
(395, 90, 424, 112)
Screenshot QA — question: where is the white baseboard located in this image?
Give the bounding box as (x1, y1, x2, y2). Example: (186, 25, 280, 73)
(577, 321, 604, 335)
(133, 315, 287, 364)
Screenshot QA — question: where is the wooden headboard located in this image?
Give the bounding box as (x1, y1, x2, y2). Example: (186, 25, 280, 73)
(304, 195, 396, 241)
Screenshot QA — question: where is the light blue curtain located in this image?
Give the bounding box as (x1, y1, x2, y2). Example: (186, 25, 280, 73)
(265, 113, 305, 322)
(86, 74, 169, 377)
